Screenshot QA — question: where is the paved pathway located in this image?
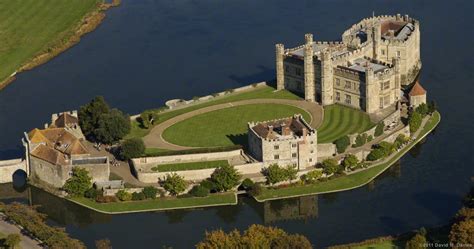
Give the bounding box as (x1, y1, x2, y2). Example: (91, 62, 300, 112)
(0, 216, 42, 249)
(143, 99, 323, 150)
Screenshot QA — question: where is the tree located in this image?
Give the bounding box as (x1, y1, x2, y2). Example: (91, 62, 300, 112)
(285, 165, 298, 182)
(409, 111, 423, 133)
(342, 154, 359, 170)
(321, 159, 340, 175)
(84, 187, 99, 199)
(142, 186, 158, 199)
(353, 133, 368, 147)
(115, 190, 132, 201)
(95, 239, 112, 249)
(301, 170, 322, 184)
(210, 165, 241, 191)
(4, 233, 21, 249)
(63, 167, 92, 197)
(415, 103, 429, 116)
(366, 147, 386, 161)
(79, 96, 110, 139)
(428, 100, 438, 114)
(394, 134, 409, 149)
(375, 122, 385, 137)
(378, 141, 395, 155)
(405, 233, 427, 249)
(264, 164, 287, 185)
(95, 109, 131, 144)
(162, 173, 188, 195)
(449, 208, 474, 245)
(120, 138, 145, 160)
(334, 135, 350, 153)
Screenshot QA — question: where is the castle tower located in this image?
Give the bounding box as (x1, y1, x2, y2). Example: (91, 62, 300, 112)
(304, 33, 315, 102)
(392, 57, 401, 92)
(365, 67, 377, 113)
(372, 23, 381, 59)
(275, 43, 285, 90)
(320, 49, 334, 105)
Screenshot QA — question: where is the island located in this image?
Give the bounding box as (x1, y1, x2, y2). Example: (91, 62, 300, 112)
(0, 14, 440, 214)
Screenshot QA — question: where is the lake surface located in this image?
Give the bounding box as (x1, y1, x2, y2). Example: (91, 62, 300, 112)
(0, 0, 473, 248)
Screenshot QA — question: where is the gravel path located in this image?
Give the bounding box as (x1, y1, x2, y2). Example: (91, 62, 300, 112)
(143, 99, 323, 150)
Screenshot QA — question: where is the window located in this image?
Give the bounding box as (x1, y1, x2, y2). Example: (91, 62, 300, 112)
(309, 158, 313, 162)
(274, 145, 279, 150)
(285, 65, 289, 73)
(353, 82, 357, 90)
(296, 81, 303, 91)
(396, 51, 401, 57)
(274, 155, 280, 160)
(345, 94, 351, 104)
(379, 97, 384, 109)
(295, 68, 302, 76)
(380, 81, 390, 91)
(292, 153, 297, 158)
(310, 141, 314, 144)
(336, 91, 341, 101)
(345, 80, 351, 89)
(310, 150, 314, 154)
(292, 143, 297, 148)
(381, 49, 385, 55)
(336, 78, 340, 86)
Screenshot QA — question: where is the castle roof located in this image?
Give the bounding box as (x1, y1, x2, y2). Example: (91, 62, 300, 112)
(250, 115, 313, 139)
(409, 81, 426, 96)
(52, 112, 78, 128)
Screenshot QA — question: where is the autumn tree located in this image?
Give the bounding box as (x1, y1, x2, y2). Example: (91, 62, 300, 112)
(63, 167, 92, 197)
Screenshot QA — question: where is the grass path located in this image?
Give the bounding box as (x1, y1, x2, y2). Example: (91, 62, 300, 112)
(0, 0, 101, 87)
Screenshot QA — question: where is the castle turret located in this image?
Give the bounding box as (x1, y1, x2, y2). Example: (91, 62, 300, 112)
(372, 24, 381, 59)
(365, 67, 377, 113)
(320, 49, 334, 105)
(275, 43, 285, 90)
(304, 33, 315, 102)
(392, 57, 401, 94)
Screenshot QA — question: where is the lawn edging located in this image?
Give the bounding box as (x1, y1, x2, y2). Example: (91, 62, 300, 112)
(67, 192, 238, 214)
(254, 111, 441, 202)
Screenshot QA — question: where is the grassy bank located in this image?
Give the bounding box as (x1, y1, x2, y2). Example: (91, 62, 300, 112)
(70, 193, 237, 214)
(126, 85, 302, 139)
(0, 0, 108, 89)
(255, 111, 441, 201)
(151, 160, 229, 172)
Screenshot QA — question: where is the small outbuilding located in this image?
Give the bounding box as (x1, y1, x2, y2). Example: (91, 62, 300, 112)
(409, 81, 427, 108)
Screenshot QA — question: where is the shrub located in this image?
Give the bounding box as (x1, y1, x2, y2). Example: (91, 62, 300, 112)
(264, 164, 287, 185)
(394, 134, 409, 149)
(405, 233, 427, 249)
(142, 186, 158, 199)
(321, 159, 341, 175)
(284, 165, 298, 182)
(342, 154, 359, 170)
(139, 110, 158, 128)
(353, 133, 368, 147)
(131, 192, 146, 201)
(161, 173, 188, 196)
(249, 183, 262, 196)
(375, 122, 385, 137)
(415, 102, 429, 116)
(335, 135, 350, 153)
(120, 138, 145, 160)
(4, 233, 21, 249)
(95, 195, 118, 203)
(378, 141, 395, 155)
(200, 179, 217, 192)
(84, 187, 99, 199)
(366, 148, 386, 161)
(210, 165, 242, 192)
(63, 167, 92, 197)
(189, 185, 210, 197)
(428, 100, 437, 114)
(301, 170, 322, 184)
(367, 135, 374, 142)
(115, 190, 132, 201)
(241, 178, 254, 191)
(409, 111, 423, 133)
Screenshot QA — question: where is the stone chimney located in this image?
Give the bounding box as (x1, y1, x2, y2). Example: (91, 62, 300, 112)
(282, 123, 291, 136)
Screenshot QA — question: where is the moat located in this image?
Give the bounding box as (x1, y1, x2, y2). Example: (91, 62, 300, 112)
(0, 0, 473, 248)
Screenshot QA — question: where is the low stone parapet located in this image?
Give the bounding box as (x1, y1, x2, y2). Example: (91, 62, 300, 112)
(0, 158, 27, 183)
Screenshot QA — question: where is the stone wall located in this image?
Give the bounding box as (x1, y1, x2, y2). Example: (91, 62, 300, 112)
(0, 159, 26, 183)
(133, 149, 243, 166)
(103, 187, 143, 196)
(316, 143, 336, 161)
(382, 125, 410, 143)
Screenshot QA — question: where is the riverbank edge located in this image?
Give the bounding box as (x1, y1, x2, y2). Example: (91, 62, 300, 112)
(0, 0, 121, 91)
(253, 111, 441, 202)
(66, 192, 238, 215)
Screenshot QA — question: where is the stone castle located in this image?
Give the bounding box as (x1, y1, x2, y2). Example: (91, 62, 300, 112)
(275, 14, 423, 114)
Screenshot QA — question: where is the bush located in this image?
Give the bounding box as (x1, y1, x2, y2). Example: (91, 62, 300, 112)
(335, 135, 350, 153)
(131, 192, 146, 201)
(367, 135, 373, 142)
(409, 111, 423, 133)
(210, 165, 241, 192)
(394, 134, 409, 149)
(189, 185, 210, 197)
(415, 103, 429, 117)
(63, 167, 92, 197)
(374, 122, 385, 137)
(405, 233, 427, 249)
(120, 138, 145, 160)
(321, 159, 341, 175)
(84, 187, 99, 199)
(241, 178, 254, 191)
(428, 100, 437, 114)
(264, 164, 287, 185)
(284, 165, 298, 182)
(115, 190, 132, 201)
(4, 233, 21, 249)
(353, 133, 368, 147)
(249, 183, 262, 196)
(95, 195, 118, 203)
(366, 148, 386, 161)
(378, 141, 395, 155)
(142, 186, 158, 199)
(301, 170, 323, 184)
(342, 154, 359, 170)
(161, 173, 188, 196)
(200, 179, 217, 192)
(139, 110, 158, 128)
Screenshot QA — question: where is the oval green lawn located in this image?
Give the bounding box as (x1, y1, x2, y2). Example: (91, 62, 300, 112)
(162, 104, 311, 147)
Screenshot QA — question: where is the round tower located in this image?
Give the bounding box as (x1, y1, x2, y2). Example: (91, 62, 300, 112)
(275, 43, 285, 90)
(320, 49, 334, 106)
(304, 33, 315, 102)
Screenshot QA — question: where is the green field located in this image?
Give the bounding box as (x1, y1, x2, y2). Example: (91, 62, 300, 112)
(71, 193, 236, 213)
(151, 160, 229, 172)
(0, 0, 100, 84)
(162, 103, 311, 147)
(255, 111, 440, 201)
(317, 105, 374, 143)
(126, 86, 302, 139)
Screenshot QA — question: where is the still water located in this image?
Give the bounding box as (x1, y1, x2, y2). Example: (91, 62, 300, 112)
(0, 0, 473, 248)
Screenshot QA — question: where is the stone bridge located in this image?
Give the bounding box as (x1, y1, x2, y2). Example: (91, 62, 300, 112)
(0, 158, 28, 184)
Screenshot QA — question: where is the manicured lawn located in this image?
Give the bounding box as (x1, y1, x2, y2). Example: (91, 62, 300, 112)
(256, 111, 440, 201)
(71, 193, 236, 213)
(151, 160, 229, 172)
(317, 104, 374, 143)
(162, 104, 311, 147)
(125, 86, 302, 139)
(0, 0, 100, 84)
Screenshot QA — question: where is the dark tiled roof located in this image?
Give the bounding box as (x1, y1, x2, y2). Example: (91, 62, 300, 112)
(53, 113, 78, 128)
(252, 116, 310, 139)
